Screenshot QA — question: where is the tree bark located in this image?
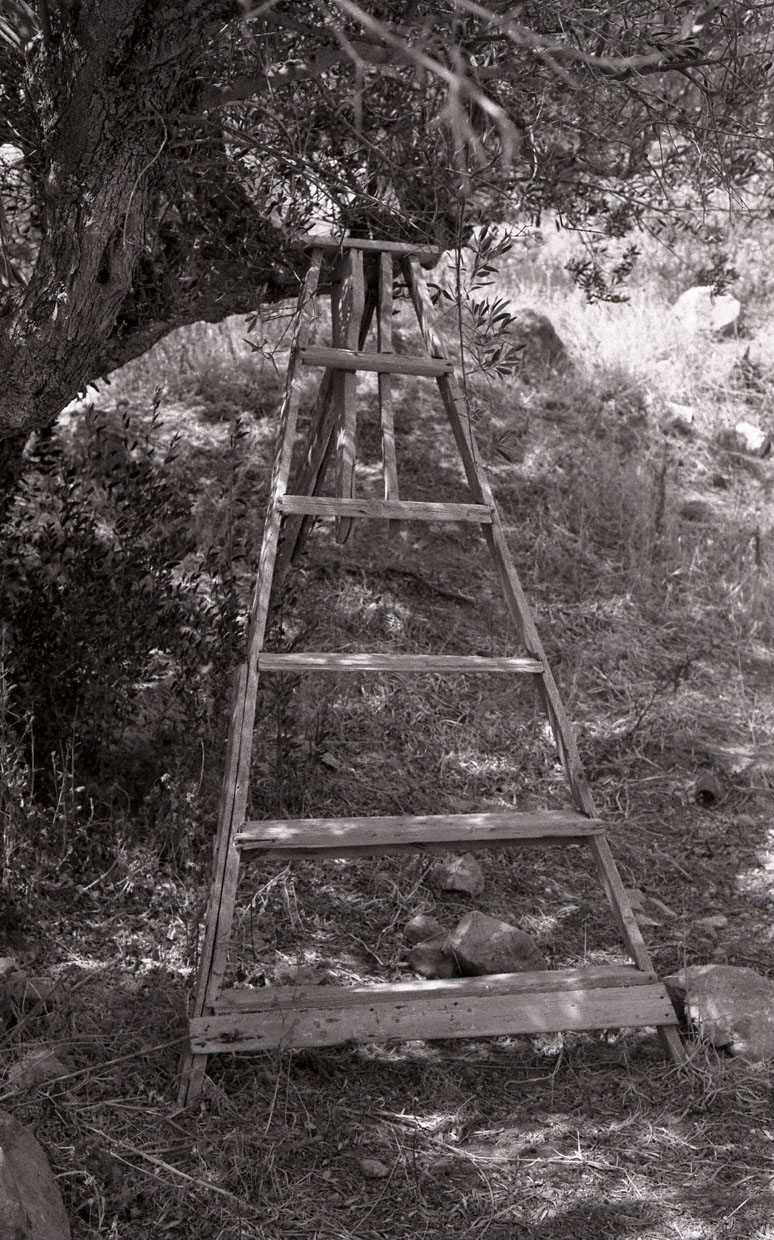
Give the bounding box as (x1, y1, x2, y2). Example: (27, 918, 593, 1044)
(0, 0, 238, 440)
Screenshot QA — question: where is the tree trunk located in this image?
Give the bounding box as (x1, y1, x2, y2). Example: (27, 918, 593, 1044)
(0, 0, 238, 441)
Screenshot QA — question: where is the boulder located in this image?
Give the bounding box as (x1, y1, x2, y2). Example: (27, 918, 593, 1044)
(448, 911, 547, 976)
(672, 286, 740, 335)
(664, 964, 774, 1060)
(430, 854, 485, 897)
(0, 1110, 71, 1239)
(506, 307, 567, 373)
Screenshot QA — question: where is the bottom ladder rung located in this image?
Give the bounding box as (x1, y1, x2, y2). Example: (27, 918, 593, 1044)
(189, 967, 678, 1053)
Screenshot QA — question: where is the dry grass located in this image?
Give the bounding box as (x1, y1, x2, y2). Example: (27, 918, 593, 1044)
(4, 216, 774, 1238)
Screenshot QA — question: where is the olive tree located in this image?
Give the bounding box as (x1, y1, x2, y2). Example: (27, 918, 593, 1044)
(0, 0, 770, 481)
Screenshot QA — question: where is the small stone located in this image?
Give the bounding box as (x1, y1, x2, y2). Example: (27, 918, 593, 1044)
(407, 935, 458, 980)
(734, 420, 772, 457)
(697, 914, 729, 931)
(358, 1157, 390, 1179)
(665, 401, 695, 433)
(448, 911, 546, 976)
(404, 914, 446, 945)
(7, 1047, 72, 1091)
(430, 854, 485, 897)
(273, 965, 325, 986)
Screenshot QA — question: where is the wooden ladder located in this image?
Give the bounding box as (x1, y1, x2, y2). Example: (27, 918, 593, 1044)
(177, 235, 682, 1106)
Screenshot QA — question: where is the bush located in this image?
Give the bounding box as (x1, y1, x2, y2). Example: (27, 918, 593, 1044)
(0, 402, 242, 810)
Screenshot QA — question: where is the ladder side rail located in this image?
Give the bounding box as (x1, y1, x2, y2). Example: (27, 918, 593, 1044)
(336, 249, 364, 542)
(434, 368, 595, 815)
(178, 248, 325, 1106)
(588, 834, 685, 1062)
(401, 254, 594, 813)
(377, 251, 400, 537)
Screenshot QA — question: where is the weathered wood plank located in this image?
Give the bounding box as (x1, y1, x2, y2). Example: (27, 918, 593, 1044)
(300, 346, 451, 377)
(256, 652, 543, 673)
(190, 981, 678, 1053)
(236, 808, 604, 855)
(277, 496, 492, 523)
(218, 966, 658, 1013)
(297, 234, 441, 262)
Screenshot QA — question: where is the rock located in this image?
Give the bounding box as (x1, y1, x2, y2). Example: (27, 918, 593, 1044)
(273, 965, 326, 986)
(734, 420, 772, 457)
(626, 888, 675, 926)
(430, 853, 485, 897)
(404, 914, 446, 945)
(506, 307, 567, 374)
(696, 914, 729, 932)
(665, 400, 695, 433)
(664, 964, 774, 1060)
(672, 286, 741, 335)
(358, 1157, 390, 1179)
(0, 1109, 71, 1239)
(7, 1047, 72, 1091)
(448, 911, 547, 976)
(407, 935, 458, 980)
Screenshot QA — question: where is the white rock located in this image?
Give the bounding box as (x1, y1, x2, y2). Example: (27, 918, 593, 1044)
(672, 286, 741, 335)
(734, 420, 772, 457)
(664, 964, 774, 1060)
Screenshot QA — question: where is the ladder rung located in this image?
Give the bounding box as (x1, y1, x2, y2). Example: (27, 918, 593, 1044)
(300, 345, 451, 377)
(256, 653, 544, 674)
(296, 234, 441, 262)
(236, 809, 603, 856)
(190, 969, 677, 1053)
(277, 496, 493, 523)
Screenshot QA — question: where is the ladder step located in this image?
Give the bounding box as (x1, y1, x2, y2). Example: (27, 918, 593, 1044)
(235, 809, 603, 856)
(277, 496, 493, 523)
(257, 653, 544, 673)
(300, 345, 451, 377)
(190, 968, 678, 1053)
(297, 234, 441, 262)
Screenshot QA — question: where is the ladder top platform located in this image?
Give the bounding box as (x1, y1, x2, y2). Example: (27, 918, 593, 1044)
(235, 808, 604, 857)
(296, 233, 442, 262)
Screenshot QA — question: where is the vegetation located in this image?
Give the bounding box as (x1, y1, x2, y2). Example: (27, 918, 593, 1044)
(1, 0, 773, 459)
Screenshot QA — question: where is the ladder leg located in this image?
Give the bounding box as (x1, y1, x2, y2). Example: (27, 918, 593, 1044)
(377, 252, 400, 538)
(276, 287, 377, 577)
(178, 250, 325, 1106)
(335, 250, 365, 543)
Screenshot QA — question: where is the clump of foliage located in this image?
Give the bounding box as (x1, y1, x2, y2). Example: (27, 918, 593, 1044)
(0, 401, 242, 811)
